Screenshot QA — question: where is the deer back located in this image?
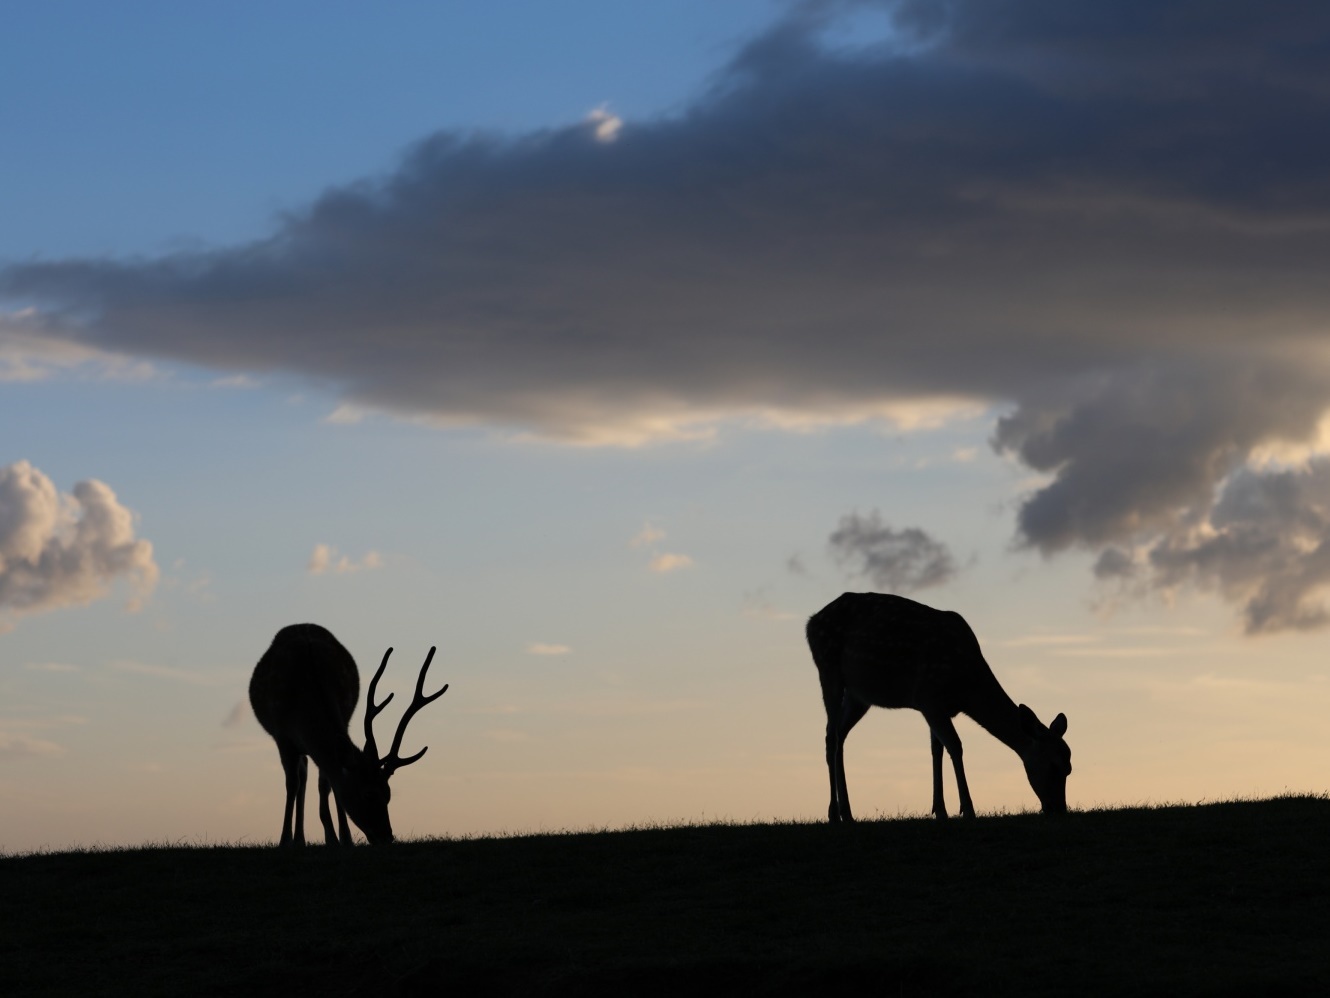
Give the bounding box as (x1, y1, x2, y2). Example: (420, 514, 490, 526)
(809, 592, 991, 711)
(249, 623, 361, 753)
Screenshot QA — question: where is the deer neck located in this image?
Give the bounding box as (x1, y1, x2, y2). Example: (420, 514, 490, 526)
(296, 718, 363, 775)
(961, 667, 1029, 756)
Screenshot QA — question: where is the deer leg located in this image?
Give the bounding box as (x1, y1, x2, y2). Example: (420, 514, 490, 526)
(294, 755, 310, 845)
(823, 722, 840, 822)
(318, 773, 353, 847)
(925, 714, 975, 818)
(335, 794, 352, 846)
(930, 731, 948, 819)
(316, 771, 339, 846)
(832, 694, 871, 823)
(820, 675, 847, 823)
(276, 741, 303, 847)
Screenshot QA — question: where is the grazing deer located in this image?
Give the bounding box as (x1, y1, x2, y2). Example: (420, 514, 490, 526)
(249, 623, 448, 846)
(807, 593, 1070, 822)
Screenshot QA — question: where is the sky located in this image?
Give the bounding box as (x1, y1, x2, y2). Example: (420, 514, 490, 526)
(4, 0, 1330, 852)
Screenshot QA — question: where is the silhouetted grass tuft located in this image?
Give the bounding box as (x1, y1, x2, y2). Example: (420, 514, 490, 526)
(3, 796, 1328, 996)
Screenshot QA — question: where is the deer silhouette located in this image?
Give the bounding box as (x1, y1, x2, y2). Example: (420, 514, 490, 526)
(249, 623, 447, 845)
(808, 592, 1070, 821)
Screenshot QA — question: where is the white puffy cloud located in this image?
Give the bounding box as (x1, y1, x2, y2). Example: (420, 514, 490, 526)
(586, 105, 623, 144)
(526, 642, 572, 656)
(0, 461, 158, 624)
(628, 522, 693, 573)
(648, 552, 694, 574)
(307, 543, 382, 576)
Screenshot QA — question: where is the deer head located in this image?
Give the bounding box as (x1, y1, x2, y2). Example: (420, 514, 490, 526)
(1017, 705, 1071, 814)
(336, 645, 448, 844)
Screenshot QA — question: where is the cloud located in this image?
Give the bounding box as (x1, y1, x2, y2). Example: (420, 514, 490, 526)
(1004, 375, 1330, 632)
(586, 105, 623, 144)
(324, 404, 369, 425)
(630, 521, 693, 573)
(1136, 460, 1330, 634)
(0, 310, 155, 383)
(7, 2, 1330, 628)
(307, 543, 382, 576)
(21, 1, 1330, 441)
(108, 660, 235, 686)
(628, 522, 666, 549)
(1001, 634, 1101, 649)
(210, 373, 260, 389)
(0, 733, 65, 761)
(484, 728, 533, 743)
(526, 642, 572, 656)
(474, 694, 709, 720)
(0, 461, 158, 624)
(828, 510, 958, 592)
(992, 361, 1330, 554)
(648, 553, 695, 574)
(24, 661, 81, 673)
(0, 713, 86, 762)
(742, 588, 800, 621)
(222, 700, 249, 728)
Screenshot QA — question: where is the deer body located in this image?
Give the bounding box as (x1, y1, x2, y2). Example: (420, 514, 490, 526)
(249, 623, 447, 846)
(807, 592, 1070, 822)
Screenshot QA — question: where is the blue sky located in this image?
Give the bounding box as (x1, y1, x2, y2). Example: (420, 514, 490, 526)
(3, 2, 781, 257)
(4, 1, 1330, 851)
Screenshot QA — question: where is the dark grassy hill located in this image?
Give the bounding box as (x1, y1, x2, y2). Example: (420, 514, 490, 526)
(3, 797, 1328, 996)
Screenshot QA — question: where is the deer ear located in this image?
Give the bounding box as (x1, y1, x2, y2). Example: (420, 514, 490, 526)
(1049, 713, 1068, 737)
(1017, 703, 1041, 736)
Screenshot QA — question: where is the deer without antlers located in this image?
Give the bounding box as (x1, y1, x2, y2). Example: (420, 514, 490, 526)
(808, 593, 1071, 822)
(249, 623, 448, 846)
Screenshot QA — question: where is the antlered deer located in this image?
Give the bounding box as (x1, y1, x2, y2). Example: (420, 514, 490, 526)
(249, 623, 448, 845)
(808, 593, 1070, 821)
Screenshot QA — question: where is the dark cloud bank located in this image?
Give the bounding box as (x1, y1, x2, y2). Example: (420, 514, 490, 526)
(6, 0, 1330, 631)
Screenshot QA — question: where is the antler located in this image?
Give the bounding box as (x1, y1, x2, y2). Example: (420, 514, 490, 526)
(378, 646, 448, 776)
(363, 647, 396, 764)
